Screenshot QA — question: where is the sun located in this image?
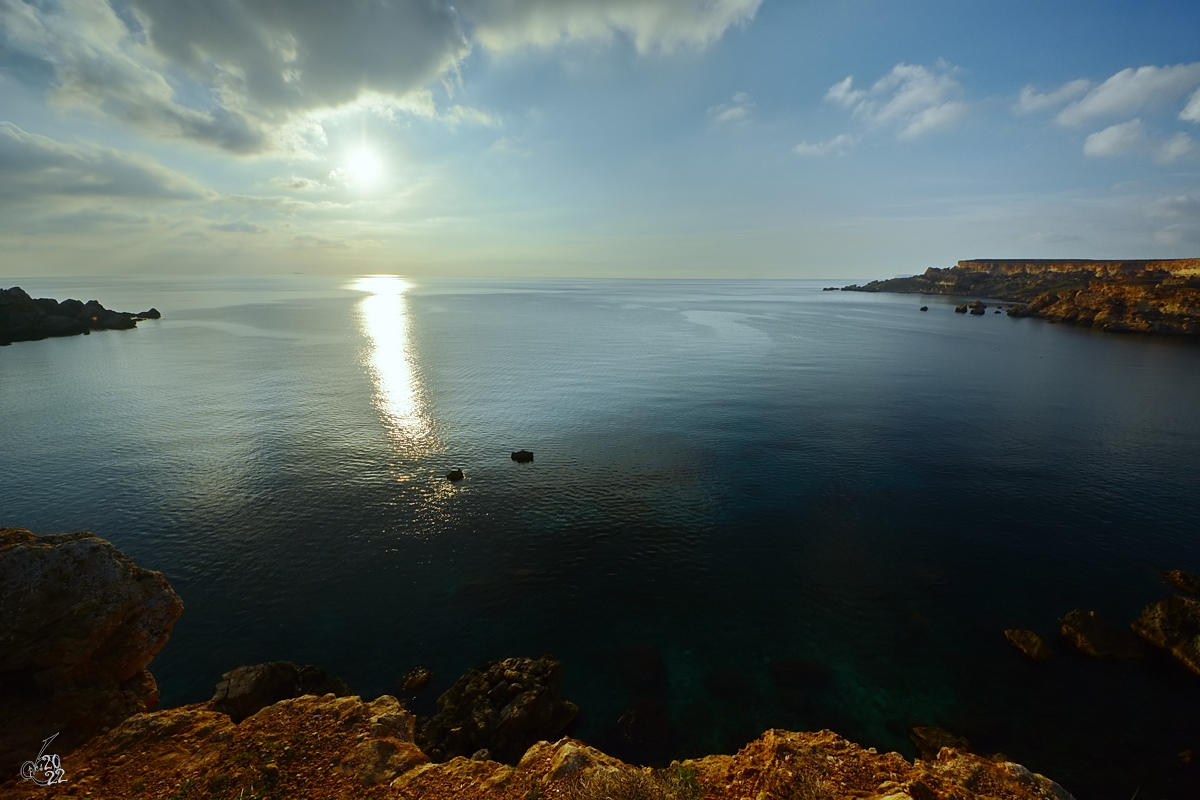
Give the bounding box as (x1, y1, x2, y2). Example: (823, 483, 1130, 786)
(345, 147, 383, 185)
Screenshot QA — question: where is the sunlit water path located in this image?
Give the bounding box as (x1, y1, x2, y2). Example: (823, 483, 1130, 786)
(4, 276, 1200, 799)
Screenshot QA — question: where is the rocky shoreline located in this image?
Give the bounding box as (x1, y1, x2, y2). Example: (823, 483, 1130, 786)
(840, 259, 1200, 335)
(0, 287, 160, 345)
(0, 527, 1087, 799)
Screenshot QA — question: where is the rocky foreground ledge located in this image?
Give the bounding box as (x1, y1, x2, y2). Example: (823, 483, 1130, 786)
(0, 287, 160, 345)
(1, 528, 1077, 799)
(841, 259, 1200, 335)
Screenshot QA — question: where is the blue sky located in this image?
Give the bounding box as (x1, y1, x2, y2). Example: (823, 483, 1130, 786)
(2, 0, 1198, 278)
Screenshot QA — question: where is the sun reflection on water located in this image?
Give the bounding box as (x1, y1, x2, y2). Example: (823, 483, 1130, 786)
(350, 275, 434, 455)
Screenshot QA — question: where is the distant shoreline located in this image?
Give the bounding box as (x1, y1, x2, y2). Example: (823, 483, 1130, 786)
(839, 259, 1200, 335)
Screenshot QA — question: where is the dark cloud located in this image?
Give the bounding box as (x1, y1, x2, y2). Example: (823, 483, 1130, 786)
(1, 0, 759, 154)
(0, 121, 210, 199)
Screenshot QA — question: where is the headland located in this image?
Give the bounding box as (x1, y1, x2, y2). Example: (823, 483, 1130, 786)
(0, 287, 160, 345)
(840, 259, 1200, 334)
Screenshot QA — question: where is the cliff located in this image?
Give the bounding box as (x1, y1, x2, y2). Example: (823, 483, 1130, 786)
(0, 528, 183, 777)
(0, 287, 160, 345)
(1, 693, 1076, 800)
(841, 259, 1200, 335)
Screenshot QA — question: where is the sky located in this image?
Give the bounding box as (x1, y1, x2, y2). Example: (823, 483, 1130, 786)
(1, 0, 1199, 279)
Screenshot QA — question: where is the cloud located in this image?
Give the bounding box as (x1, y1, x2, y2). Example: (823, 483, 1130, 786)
(458, 0, 762, 54)
(793, 133, 855, 157)
(1083, 119, 1194, 163)
(0, 0, 758, 155)
(1146, 196, 1200, 245)
(0, 121, 210, 199)
(1014, 79, 1091, 114)
(292, 234, 349, 249)
(708, 91, 753, 124)
(210, 219, 268, 233)
(825, 61, 969, 140)
(1057, 63, 1200, 126)
(2, 0, 269, 152)
(1182, 88, 1200, 123)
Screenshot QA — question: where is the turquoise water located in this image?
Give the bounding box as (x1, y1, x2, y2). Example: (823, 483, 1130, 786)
(4, 276, 1200, 798)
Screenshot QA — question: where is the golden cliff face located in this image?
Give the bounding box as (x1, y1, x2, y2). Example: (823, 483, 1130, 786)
(0, 694, 1076, 800)
(955, 259, 1200, 279)
(1010, 281, 1200, 334)
(842, 258, 1200, 335)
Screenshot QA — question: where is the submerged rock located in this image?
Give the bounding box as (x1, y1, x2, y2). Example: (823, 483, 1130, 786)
(1060, 609, 1143, 659)
(1005, 629, 1054, 661)
(1164, 569, 1200, 596)
(1131, 595, 1200, 676)
(211, 661, 351, 723)
(0, 528, 183, 775)
(416, 655, 578, 765)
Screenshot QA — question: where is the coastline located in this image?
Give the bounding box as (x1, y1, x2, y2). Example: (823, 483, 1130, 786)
(840, 259, 1200, 335)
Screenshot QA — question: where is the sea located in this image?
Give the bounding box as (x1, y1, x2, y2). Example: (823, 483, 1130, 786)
(3, 275, 1200, 799)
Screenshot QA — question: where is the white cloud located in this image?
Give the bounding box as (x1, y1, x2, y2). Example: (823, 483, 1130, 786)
(1014, 79, 1091, 114)
(792, 133, 855, 157)
(1083, 119, 1147, 157)
(0, 121, 210, 199)
(1057, 63, 1200, 126)
(458, 0, 762, 54)
(824, 61, 969, 141)
(825, 77, 863, 109)
(1083, 119, 1194, 163)
(1182, 87, 1200, 122)
(1160, 132, 1195, 162)
(708, 91, 754, 124)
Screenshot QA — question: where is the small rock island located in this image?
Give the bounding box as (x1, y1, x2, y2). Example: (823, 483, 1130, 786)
(842, 259, 1200, 335)
(0, 286, 160, 345)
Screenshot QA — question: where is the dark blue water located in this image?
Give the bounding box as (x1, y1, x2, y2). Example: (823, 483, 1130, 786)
(4, 276, 1200, 798)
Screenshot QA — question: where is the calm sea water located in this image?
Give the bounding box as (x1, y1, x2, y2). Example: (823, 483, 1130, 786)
(4, 276, 1200, 798)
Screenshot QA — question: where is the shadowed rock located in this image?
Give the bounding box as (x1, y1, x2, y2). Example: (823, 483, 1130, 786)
(910, 726, 973, 760)
(211, 661, 351, 723)
(417, 655, 578, 765)
(511, 450, 534, 463)
(0, 528, 183, 774)
(0, 287, 160, 345)
(446, 469, 464, 481)
(1004, 629, 1054, 661)
(1132, 595, 1200, 677)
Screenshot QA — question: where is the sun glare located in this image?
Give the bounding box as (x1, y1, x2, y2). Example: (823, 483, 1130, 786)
(346, 147, 383, 185)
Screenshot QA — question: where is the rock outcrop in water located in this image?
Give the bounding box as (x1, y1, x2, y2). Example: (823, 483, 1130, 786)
(1132, 595, 1200, 677)
(0, 286, 159, 345)
(416, 655, 579, 765)
(212, 661, 352, 723)
(0, 528, 183, 776)
(841, 259, 1200, 335)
